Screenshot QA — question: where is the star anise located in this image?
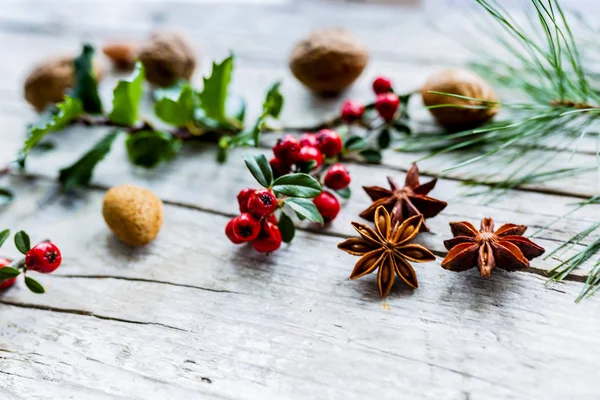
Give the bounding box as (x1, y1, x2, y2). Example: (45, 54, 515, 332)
(441, 218, 545, 277)
(338, 206, 436, 297)
(359, 163, 447, 231)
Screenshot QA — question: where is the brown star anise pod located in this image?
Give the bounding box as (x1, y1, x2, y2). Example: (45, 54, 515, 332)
(359, 163, 447, 231)
(441, 218, 545, 277)
(338, 206, 436, 297)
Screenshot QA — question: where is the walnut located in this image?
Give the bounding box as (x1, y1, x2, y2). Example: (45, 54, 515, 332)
(421, 69, 498, 131)
(102, 41, 137, 71)
(24, 55, 104, 112)
(289, 28, 368, 95)
(138, 31, 196, 87)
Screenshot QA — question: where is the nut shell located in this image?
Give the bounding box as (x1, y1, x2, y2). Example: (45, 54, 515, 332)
(102, 185, 164, 247)
(422, 69, 498, 130)
(290, 28, 368, 95)
(102, 41, 137, 71)
(138, 31, 196, 87)
(24, 55, 104, 112)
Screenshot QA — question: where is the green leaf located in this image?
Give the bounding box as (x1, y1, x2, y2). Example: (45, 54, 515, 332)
(272, 173, 322, 198)
(108, 61, 145, 126)
(0, 267, 20, 280)
(126, 131, 181, 168)
(58, 131, 119, 191)
(72, 44, 103, 114)
(198, 55, 234, 124)
(285, 198, 324, 224)
(378, 128, 391, 149)
(14, 231, 31, 254)
(278, 212, 295, 243)
(0, 229, 10, 248)
(263, 81, 283, 118)
(24, 276, 45, 294)
(153, 81, 186, 101)
(0, 188, 13, 207)
(23, 96, 83, 154)
(344, 136, 368, 151)
(244, 154, 273, 188)
(154, 85, 197, 127)
(360, 149, 382, 163)
(392, 120, 411, 135)
(336, 187, 352, 199)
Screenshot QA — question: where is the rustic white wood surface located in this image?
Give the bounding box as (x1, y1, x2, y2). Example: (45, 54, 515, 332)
(1, 1, 600, 399)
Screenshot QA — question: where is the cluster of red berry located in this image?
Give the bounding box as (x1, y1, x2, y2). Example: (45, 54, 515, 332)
(340, 76, 400, 123)
(0, 231, 62, 293)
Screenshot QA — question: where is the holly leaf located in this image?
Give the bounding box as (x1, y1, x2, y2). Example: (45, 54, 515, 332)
(198, 54, 234, 125)
(153, 81, 186, 102)
(25, 276, 45, 294)
(0, 229, 10, 248)
(278, 212, 295, 243)
(14, 230, 31, 254)
(263, 81, 283, 119)
(108, 61, 145, 126)
(0, 267, 20, 280)
(72, 44, 103, 114)
(126, 131, 181, 168)
(244, 154, 273, 188)
(336, 187, 352, 199)
(285, 198, 324, 224)
(272, 173, 321, 198)
(154, 85, 197, 128)
(0, 188, 13, 207)
(58, 131, 119, 191)
(23, 96, 83, 155)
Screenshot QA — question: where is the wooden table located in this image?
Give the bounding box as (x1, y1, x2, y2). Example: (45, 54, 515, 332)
(0, 1, 599, 399)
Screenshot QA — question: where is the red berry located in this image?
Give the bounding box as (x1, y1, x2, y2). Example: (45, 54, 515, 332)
(225, 218, 245, 244)
(324, 164, 351, 190)
(267, 214, 278, 225)
(0, 257, 16, 290)
(373, 76, 393, 94)
(297, 146, 323, 169)
(341, 100, 365, 123)
(375, 93, 400, 122)
(252, 222, 282, 253)
(25, 242, 62, 273)
(247, 189, 278, 218)
(270, 158, 290, 179)
(299, 133, 318, 148)
(273, 134, 301, 165)
(315, 129, 342, 157)
(313, 191, 340, 223)
(237, 188, 256, 213)
(231, 213, 261, 241)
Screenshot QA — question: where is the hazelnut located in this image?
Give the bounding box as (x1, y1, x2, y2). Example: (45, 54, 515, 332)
(24, 55, 104, 112)
(102, 41, 137, 71)
(422, 69, 498, 130)
(289, 28, 368, 95)
(138, 31, 196, 87)
(102, 184, 164, 247)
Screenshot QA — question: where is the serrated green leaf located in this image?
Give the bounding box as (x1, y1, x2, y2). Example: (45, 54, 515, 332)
(25, 276, 45, 294)
(278, 212, 295, 243)
(336, 187, 352, 199)
(272, 173, 321, 198)
(0, 188, 13, 207)
(344, 136, 368, 151)
(72, 44, 103, 114)
(108, 61, 145, 126)
(153, 81, 186, 102)
(198, 55, 234, 124)
(263, 81, 283, 118)
(0, 267, 20, 280)
(285, 198, 324, 224)
(58, 131, 119, 191)
(0, 229, 9, 248)
(154, 85, 197, 127)
(378, 128, 391, 149)
(360, 149, 382, 163)
(244, 154, 273, 188)
(126, 130, 181, 168)
(14, 231, 31, 254)
(23, 96, 83, 155)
